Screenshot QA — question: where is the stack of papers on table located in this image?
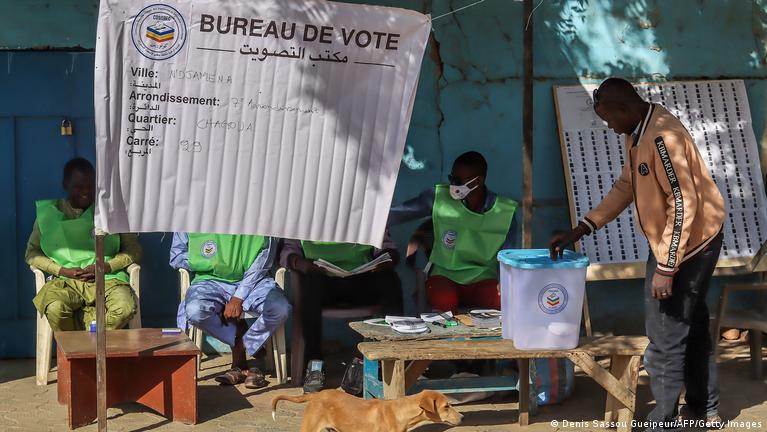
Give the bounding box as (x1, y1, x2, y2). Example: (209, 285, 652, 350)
(314, 253, 392, 278)
(470, 310, 501, 329)
(419, 311, 454, 323)
(385, 315, 429, 334)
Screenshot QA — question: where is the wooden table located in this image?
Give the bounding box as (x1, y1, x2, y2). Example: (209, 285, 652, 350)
(55, 328, 200, 429)
(351, 322, 648, 432)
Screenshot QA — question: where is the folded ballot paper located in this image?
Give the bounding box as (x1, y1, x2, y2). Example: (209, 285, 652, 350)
(313, 253, 392, 278)
(420, 311, 453, 323)
(469, 310, 502, 329)
(385, 315, 429, 334)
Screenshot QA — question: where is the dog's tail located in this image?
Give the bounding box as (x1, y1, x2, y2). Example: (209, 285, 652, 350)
(271, 394, 313, 421)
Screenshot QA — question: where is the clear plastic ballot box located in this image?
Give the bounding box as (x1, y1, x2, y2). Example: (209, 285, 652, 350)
(497, 249, 590, 350)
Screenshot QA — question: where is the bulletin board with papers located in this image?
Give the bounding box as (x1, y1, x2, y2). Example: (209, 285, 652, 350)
(554, 80, 767, 281)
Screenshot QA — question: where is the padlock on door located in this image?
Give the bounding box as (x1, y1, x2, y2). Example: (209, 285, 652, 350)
(60, 119, 73, 136)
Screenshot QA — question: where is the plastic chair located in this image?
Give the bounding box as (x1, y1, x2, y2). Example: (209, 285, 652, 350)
(283, 268, 381, 385)
(178, 268, 287, 384)
(33, 263, 142, 386)
(714, 239, 767, 379)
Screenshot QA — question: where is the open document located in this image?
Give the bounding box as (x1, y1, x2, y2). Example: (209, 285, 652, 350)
(314, 252, 392, 278)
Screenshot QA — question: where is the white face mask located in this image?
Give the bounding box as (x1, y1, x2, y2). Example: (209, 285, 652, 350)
(449, 177, 479, 200)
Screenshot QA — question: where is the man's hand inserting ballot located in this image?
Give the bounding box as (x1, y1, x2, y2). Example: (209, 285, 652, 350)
(549, 223, 590, 260)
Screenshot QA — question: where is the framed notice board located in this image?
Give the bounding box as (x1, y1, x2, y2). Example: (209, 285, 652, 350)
(553, 80, 767, 281)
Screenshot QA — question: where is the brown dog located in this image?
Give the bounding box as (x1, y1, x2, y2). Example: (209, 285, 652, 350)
(272, 389, 463, 432)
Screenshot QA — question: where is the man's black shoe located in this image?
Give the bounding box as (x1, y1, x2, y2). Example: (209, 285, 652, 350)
(303, 363, 325, 393)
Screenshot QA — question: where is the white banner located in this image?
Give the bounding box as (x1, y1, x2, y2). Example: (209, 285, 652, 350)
(94, 0, 430, 246)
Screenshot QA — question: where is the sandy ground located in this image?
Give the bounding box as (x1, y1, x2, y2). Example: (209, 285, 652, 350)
(1, 340, 766, 431)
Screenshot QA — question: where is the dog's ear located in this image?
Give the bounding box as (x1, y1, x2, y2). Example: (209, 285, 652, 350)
(418, 392, 440, 421)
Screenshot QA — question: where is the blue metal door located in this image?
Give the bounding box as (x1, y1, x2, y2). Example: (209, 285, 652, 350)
(0, 52, 178, 358)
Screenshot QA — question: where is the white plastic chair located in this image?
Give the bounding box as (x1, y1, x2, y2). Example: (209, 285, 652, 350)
(33, 263, 142, 386)
(178, 267, 288, 384)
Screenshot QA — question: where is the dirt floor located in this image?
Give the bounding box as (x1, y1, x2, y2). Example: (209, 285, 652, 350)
(1, 339, 766, 431)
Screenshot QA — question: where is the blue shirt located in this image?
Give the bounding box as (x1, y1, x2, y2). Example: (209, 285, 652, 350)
(388, 186, 518, 249)
(169, 232, 277, 310)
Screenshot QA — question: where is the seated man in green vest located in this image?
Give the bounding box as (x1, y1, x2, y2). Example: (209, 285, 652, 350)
(280, 234, 403, 390)
(28, 158, 141, 331)
(170, 232, 290, 388)
(388, 151, 518, 312)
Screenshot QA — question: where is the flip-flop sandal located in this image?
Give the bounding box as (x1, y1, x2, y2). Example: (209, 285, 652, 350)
(215, 367, 247, 385)
(244, 367, 268, 389)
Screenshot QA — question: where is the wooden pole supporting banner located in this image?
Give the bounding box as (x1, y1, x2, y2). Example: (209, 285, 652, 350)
(522, 0, 534, 248)
(95, 232, 108, 432)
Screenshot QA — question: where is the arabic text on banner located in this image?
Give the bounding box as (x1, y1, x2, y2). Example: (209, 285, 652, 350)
(94, 0, 430, 247)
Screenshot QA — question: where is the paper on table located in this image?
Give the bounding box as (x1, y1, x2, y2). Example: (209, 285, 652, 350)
(384, 315, 421, 324)
(469, 309, 501, 329)
(362, 318, 389, 327)
(420, 311, 454, 323)
(384, 315, 429, 334)
(314, 253, 392, 278)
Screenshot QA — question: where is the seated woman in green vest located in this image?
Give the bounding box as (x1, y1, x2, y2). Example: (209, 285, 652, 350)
(27, 158, 141, 331)
(279, 234, 403, 390)
(388, 151, 518, 312)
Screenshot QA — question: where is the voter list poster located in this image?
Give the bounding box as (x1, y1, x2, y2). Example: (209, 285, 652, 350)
(94, 0, 430, 246)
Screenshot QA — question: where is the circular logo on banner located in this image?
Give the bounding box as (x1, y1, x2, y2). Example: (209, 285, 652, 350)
(638, 163, 650, 176)
(441, 230, 458, 250)
(131, 4, 187, 60)
(200, 240, 217, 258)
(538, 284, 569, 314)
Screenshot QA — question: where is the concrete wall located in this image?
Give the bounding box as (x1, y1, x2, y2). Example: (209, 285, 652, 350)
(2, 0, 766, 356)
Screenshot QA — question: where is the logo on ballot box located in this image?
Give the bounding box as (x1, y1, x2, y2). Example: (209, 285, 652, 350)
(200, 240, 218, 258)
(131, 4, 187, 60)
(538, 284, 568, 314)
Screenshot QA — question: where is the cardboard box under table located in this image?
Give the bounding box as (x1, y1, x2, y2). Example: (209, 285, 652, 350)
(351, 321, 648, 431)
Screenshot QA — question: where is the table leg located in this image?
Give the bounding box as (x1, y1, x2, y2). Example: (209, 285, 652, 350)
(381, 360, 405, 400)
(363, 357, 382, 400)
(404, 360, 432, 389)
(68, 359, 97, 429)
(128, 356, 197, 425)
(603, 355, 640, 432)
(170, 356, 197, 424)
(750, 330, 763, 380)
(57, 345, 71, 406)
(518, 358, 530, 426)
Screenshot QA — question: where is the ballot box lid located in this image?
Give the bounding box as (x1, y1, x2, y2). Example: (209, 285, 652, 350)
(497, 249, 590, 270)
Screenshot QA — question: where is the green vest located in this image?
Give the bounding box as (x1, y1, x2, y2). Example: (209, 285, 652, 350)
(429, 185, 517, 284)
(301, 241, 373, 271)
(188, 233, 267, 283)
(35, 200, 128, 282)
